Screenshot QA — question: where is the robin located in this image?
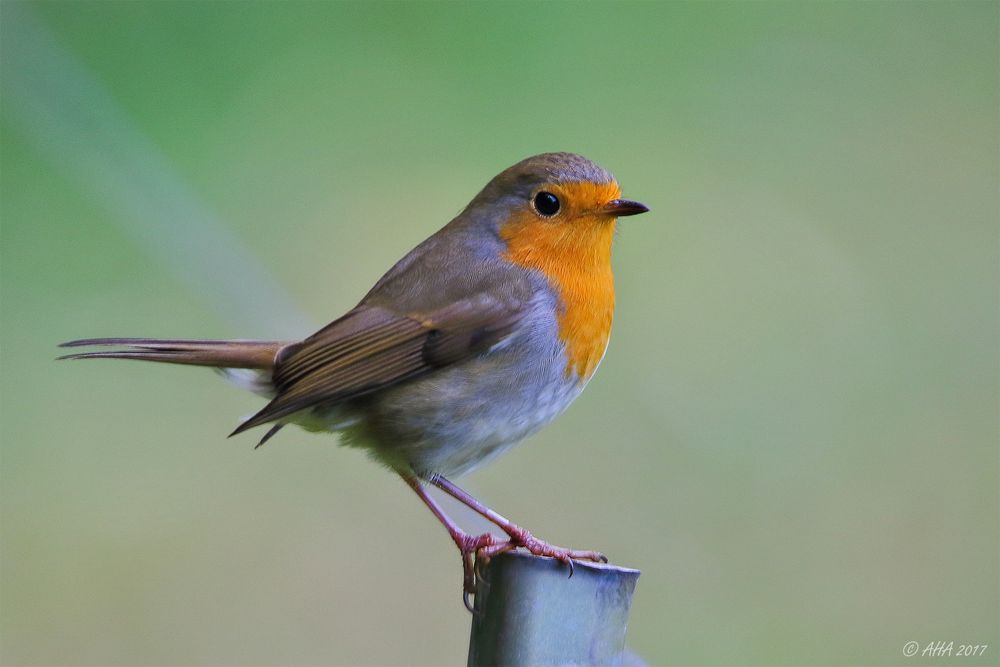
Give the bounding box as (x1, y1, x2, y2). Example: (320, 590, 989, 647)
(61, 152, 649, 608)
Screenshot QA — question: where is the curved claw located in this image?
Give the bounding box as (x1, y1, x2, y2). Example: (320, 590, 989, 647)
(463, 590, 475, 614)
(459, 532, 499, 599)
(448, 522, 607, 611)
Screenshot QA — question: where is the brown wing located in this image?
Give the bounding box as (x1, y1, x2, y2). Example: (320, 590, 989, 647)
(231, 294, 524, 435)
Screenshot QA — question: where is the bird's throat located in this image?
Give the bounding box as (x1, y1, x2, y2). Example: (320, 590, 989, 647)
(500, 214, 616, 381)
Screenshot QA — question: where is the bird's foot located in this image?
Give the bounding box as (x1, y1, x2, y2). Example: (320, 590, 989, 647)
(455, 532, 503, 609)
(475, 525, 607, 579)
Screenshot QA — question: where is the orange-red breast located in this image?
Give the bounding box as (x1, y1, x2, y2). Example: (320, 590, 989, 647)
(61, 152, 649, 607)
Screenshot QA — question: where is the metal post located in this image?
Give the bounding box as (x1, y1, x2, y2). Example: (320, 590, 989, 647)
(468, 551, 640, 667)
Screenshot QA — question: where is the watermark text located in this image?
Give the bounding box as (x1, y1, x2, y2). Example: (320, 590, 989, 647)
(903, 641, 988, 658)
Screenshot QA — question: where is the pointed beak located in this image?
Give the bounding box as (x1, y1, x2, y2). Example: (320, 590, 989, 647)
(602, 199, 650, 217)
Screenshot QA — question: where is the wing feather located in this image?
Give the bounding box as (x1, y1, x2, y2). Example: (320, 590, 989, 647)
(231, 296, 524, 435)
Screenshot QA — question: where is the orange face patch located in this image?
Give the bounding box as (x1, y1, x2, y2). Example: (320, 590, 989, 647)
(499, 181, 621, 380)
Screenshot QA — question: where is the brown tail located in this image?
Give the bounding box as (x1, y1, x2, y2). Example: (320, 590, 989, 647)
(58, 337, 285, 370)
(59, 338, 293, 447)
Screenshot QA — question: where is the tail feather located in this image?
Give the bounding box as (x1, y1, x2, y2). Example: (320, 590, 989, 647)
(59, 337, 293, 447)
(58, 338, 286, 370)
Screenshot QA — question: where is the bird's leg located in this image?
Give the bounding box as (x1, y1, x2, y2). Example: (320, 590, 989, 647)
(427, 474, 608, 573)
(400, 473, 502, 606)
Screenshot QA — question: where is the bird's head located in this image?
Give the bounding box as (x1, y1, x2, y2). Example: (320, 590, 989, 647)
(460, 153, 648, 379)
(466, 152, 648, 270)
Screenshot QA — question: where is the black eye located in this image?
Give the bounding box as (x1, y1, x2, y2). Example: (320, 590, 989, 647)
(533, 191, 560, 217)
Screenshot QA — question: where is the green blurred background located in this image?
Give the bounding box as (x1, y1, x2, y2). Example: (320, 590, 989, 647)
(2, 2, 996, 665)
